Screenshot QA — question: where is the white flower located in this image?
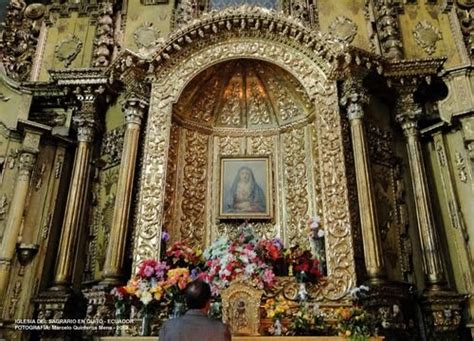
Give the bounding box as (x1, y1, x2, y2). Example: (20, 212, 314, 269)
(140, 291, 153, 305)
(310, 215, 321, 228)
(316, 228, 325, 238)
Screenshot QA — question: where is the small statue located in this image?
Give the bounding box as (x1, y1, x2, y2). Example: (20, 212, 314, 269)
(273, 318, 282, 336)
(297, 282, 308, 301)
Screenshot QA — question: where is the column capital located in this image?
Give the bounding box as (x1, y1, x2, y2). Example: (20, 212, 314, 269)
(72, 111, 97, 143)
(390, 77, 424, 136)
(122, 98, 148, 125)
(340, 77, 369, 121)
(18, 152, 37, 177)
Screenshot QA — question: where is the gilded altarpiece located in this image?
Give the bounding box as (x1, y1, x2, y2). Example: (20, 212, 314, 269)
(131, 13, 358, 302)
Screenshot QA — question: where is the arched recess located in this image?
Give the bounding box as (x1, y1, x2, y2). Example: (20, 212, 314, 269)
(131, 7, 355, 301)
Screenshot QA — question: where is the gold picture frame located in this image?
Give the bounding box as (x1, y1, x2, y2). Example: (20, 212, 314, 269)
(218, 155, 273, 220)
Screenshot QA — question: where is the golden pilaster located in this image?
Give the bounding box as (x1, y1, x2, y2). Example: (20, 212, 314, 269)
(395, 87, 446, 288)
(51, 110, 96, 290)
(0, 129, 41, 307)
(101, 98, 147, 285)
(341, 78, 385, 283)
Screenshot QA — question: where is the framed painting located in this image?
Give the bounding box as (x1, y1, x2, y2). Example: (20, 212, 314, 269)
(218, 155, 273, 219)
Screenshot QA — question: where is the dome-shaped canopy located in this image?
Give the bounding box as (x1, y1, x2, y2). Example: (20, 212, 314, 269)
(174, 59, 313, 130)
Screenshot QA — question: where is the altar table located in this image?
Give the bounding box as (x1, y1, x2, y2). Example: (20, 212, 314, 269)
(99, 337, 383, 340)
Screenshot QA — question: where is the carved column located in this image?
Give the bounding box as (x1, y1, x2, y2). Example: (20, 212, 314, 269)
(0, 129, 41, 308)
(101, 98, 147, 285)
(341, 78, 385, 283)
(394, 82, 466, 339)
(395, 85, 446, 288)
(50, 105, 97, 291)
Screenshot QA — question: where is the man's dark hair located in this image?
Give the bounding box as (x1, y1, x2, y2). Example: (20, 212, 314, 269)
(185, 280, 211, 309)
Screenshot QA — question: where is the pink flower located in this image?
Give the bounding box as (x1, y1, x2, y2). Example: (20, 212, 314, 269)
(262, 268, 275, 286)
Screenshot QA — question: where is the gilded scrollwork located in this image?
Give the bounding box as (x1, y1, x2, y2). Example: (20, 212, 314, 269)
(311, 83, 355, 301)
(163, 124, 180, 239)
(218, 136, 242, 156)
(132, 85, 173, 270)
(282, 127, 309, 248)
(246, 71, 272, 127)
(179, 129, 208, 247)
(134, 18, 355, 302)
(217, 74, 243, 127)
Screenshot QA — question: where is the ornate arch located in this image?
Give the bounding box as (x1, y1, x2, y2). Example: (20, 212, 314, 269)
(129, 6, 357, 301)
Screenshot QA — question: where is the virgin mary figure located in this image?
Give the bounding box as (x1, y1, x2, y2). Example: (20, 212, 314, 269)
(223, 166, 266, 213)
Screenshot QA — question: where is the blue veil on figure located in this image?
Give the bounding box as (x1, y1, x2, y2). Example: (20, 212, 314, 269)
(223, 166, 266, 213)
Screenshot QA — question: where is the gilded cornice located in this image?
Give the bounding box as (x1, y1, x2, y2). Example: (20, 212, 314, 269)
(49, 68, 109, 86)
(108, 6, 386, 83)
(383, 58, 446, 78)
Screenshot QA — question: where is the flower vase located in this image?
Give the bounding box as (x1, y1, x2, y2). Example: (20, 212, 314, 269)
(114, 306, 126, 336)
(172, 302, 185, 318)
(140, 312, 152, 336)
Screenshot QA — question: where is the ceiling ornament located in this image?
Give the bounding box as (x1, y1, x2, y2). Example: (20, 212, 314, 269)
(55, 34, 83, 68)
(328, 16, 358, 44)
(413, 21, 442, 56)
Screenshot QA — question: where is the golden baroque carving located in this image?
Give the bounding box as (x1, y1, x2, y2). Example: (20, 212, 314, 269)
(282, 127, 309, 248)
(310, 83, 355, 301)
(163, 124, 180, 239)
(134, 37, 355, 302)
(218, 74, 243, 127)
(246, 71, 272, 126)
(221, 281, 263, 336)
(218, 136, 242, 156)
(132, 85, 173, 270)
(179, 129, 208, 247)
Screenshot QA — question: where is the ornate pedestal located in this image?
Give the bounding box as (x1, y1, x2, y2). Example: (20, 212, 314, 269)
(420, 290, 466, 341)
(361, 282, 418, 340)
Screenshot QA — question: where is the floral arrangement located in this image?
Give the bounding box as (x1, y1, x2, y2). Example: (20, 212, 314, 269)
(262, 296, 291, 320)
(165, 241, 203, 268)
(306, 215, 326, 273)
(286, 247, 323, 283)
(335, 306, 378, 341)
(111, 259, 192, 315)
(290, 303, 325, 336)
(200, 225, 276, 295)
